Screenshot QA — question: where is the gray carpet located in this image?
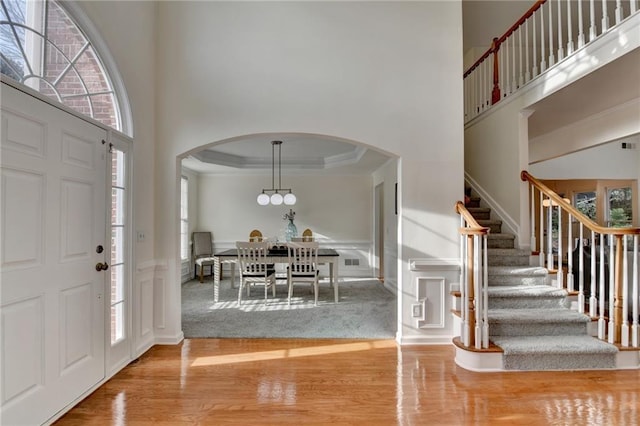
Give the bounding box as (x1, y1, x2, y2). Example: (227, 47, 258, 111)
(181, 277, 396, 339)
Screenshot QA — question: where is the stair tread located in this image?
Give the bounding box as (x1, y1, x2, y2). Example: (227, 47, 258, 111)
(491, 335, 618, 355)
(488, 248, 529, 255)
(488, 308, 589, 323)
(487, 233, 515, 240)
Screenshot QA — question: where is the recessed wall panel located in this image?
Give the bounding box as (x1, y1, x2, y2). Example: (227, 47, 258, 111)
(60, 179, 93, 262)
(1, 168, 44, 269)
(1, 110, 46, 158)
(61, 132, 94, 170)
(140, 279, 154, 339)
(417, 277, 445, 328)
(0, 296, 44, 404)
(60, 283, 92, 372)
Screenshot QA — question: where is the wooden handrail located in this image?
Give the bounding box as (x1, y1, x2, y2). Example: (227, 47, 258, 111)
(521, 170, 640, 236)
(455, 201, 490, 235)
(463, 0, 547, 77)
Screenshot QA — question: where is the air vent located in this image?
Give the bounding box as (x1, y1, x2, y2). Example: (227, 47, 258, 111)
(344, 258, 360, 266)
(621, 142, 636, 149)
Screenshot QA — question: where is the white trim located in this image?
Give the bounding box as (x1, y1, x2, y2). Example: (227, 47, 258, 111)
(409, 258, 460, 271)
(465, 172, 520, 239)
(398, 335, 454, 345)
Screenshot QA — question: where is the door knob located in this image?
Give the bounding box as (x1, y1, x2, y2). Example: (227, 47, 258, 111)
(95, 262, 109, 271)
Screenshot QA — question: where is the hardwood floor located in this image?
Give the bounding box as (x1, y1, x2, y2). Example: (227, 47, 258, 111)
(55, 338, 639, 425)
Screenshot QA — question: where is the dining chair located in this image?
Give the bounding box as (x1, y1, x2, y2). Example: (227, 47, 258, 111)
(192, 231, 216, 283)
(249, 229, 264, 242)
(286, 241, 320, 306)
(236, 241, 276, 305)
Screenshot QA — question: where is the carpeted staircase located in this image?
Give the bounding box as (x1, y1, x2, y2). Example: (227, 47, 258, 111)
(464, 193, 618, 370)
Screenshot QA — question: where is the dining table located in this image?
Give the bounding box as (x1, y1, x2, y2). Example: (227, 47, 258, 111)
(210, 246, 340, 303)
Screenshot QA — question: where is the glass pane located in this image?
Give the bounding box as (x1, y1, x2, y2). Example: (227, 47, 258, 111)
(110, 263, 124, 304)
(47, 0, 87, 60)
(1, 23, 27, 80)
(43, 39, 70, 84)
(4, 0, 27, 25)
(113, 149, 125, 188)
(608, 187, 632, 227)
(89, 92, 118, 129)
(111, 225, 124, 265)
(75, 45, 109, 93)
(574, 191, 596, 220)
(111, 188, 125, 226)
(111, 301, 125, 344)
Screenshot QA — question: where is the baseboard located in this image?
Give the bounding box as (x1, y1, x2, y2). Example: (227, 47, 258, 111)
(155, 331, 184, 345)
(398, 334, 454, 345)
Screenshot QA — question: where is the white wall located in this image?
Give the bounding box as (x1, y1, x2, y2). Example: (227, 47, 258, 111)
(194, 172, 374, 277)
(372, 159, 399, 293)
(155, 1, 464, 344)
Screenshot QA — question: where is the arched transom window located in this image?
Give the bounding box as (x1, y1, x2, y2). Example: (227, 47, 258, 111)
(0, 0, 121, 130)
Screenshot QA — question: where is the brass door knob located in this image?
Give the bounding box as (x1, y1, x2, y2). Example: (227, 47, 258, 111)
(95, 262, 109, 271)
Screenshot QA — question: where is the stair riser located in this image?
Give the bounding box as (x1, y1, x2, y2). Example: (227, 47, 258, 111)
(489, 297, 568, 310)
(485, 224, 502, 233)
(488, 276, 549, 286)
(487, 239, 515, 249)
(488, 256, 530, 266)
(489, 323, 587, 336)
(503, 354, 616, 371)
(471, 212, 491, 220)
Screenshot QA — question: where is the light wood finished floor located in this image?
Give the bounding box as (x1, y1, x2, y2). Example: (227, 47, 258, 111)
(55, 338, 639, 425)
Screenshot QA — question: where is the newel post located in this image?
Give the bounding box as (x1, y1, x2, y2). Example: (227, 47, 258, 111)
(491, 37, 501, 104)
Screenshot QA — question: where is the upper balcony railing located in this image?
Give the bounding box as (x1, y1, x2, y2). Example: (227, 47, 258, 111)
(464, 0, 639, 123)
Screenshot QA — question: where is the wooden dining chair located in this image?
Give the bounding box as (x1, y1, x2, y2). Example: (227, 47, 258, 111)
(236, 241, 276, 305)
(249, 229, 264, 242)
(286, 242, 320, 306)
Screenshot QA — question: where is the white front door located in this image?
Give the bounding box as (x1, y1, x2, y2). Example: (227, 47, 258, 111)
(1, 83, 107, 425)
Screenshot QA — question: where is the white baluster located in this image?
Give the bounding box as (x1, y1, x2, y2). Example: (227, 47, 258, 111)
(578, 225, 585, 313)
(482, 234, 489, 349)
(608, 234, 615, 343)
(589, 232, 597, 317)
(539, 192, 545, 267)
(589, 0, 597, 42)
(567, 0, 575, 54)
(632, 235, 638, 347)
(622, 235, 629, 346)
(548, 0, 556, 67)
(530, 185, 536, 253)
(504, 37, 511, 96)
(598, 233, 606, 338)
(567, 213, 574, 292)
(518, 26, 524, 88)
(615, 0, 623, 24)
(474, 235, 482, 349)
(557, 204, 563, 289)
(540, 5, 547, 72)
(602, 0, 610, 32)
(577, 0, 585, 48)
(557, 0, 565, 60)
(525, 19, 531, 82)
(511, 29, 517, 91)
(500, 46, 505, 99)
(547, 198, 554, 270)
(533, 12, 539, 77)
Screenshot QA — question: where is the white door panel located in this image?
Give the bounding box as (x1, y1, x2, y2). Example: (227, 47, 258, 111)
(1, 83, 107, 425)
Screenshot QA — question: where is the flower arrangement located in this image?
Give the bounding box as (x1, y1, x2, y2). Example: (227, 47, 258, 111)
(283, 209, 296, 223)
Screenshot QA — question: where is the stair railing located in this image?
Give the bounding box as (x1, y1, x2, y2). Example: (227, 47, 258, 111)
(521, 171, 640, 347)
(464, 0, 640, 123)
(456, 201, 490, 349)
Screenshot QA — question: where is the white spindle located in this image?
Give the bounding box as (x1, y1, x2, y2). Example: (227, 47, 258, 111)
(589, 0, 597, 42)
(557, 205, 563, 288)
(567, 0, 575, 54)
(589, 232, 597, 317)
(511, 30, 517, 92)
(530, 185, 536, 251)
(500, 46, 505, 99)
(540, 4, 548, 72)
(567, 213, 574, 292)
(474, 235, 482, 349)
(518, 26, 524, 87)
(547, 198, 554, 270)
(615, 0, 623, 24)
(557, 0, 565, 60)
(482, 235, 489, 349)
(525, 18, 531, 82)
(598, 233, 607, 338)
(533, 12, 539, 77)
(578, 0, 586, 48)
(622, 235, 629, 346)
(602, 0, 610, 32)
(539, 192, 545, 267)
(578, 225, 585, 313)
(632, 235, 638, 347)
(548, 0, 555, 67)
(505, 37, 511, 95)
(608, 234, 615, 343)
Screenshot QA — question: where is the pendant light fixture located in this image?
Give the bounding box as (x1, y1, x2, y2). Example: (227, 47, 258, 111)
(257, 140, 296, 206)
